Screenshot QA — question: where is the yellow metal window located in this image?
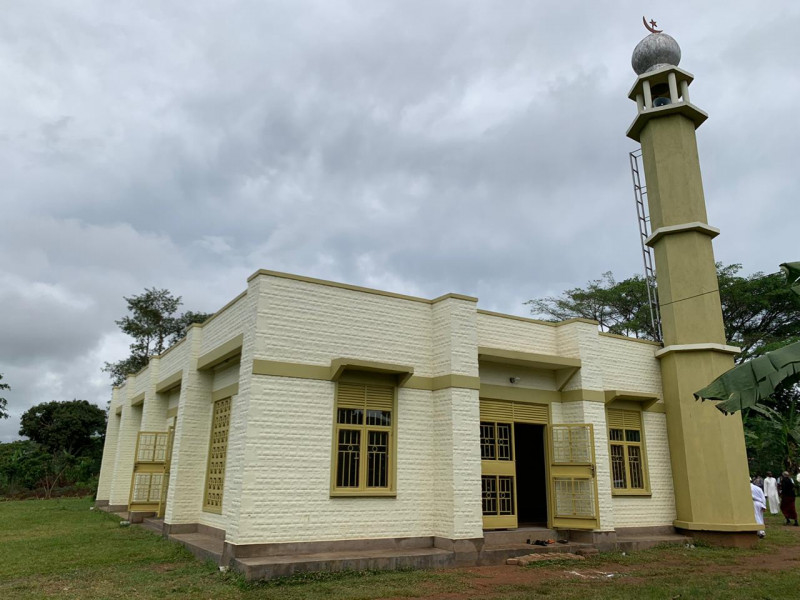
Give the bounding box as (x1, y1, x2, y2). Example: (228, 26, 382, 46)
(607, 409, 648, 493)
(203, 397, 232, 513)
(136, 432, 170, 463)
(332, 382, 394, 495)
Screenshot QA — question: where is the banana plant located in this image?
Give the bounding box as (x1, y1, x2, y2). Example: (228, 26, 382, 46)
(694, 262, 800, 414)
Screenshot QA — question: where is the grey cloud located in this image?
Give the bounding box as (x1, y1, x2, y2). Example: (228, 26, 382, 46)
(0, 0, 798, 441)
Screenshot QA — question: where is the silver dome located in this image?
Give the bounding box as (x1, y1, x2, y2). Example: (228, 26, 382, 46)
(631, 33, 681, 75)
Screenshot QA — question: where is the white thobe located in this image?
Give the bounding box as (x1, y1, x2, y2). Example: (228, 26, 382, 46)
(764, 477, 780, 514)
(751, 483, 766, 535)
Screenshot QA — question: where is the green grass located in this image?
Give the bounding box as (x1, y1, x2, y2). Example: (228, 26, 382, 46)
(2, 498, 800, 599)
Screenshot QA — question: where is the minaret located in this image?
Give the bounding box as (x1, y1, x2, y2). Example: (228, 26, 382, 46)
(626, 23, 758, 543)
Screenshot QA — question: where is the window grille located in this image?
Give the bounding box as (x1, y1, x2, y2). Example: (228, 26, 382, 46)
(333, 382, 394, 494)
(203, 397, 231, 513)
(607, 409, 647, 492)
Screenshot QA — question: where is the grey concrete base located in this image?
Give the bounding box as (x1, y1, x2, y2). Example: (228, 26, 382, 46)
(233, 547, 455, 580)
(171, 532, 225, 564)
(558, 529, 618, 551)
(128, 511, 156, 524)
(135, 523, 696, 580)
(94, 500, 109, 508)
(142, 517, 165, 536)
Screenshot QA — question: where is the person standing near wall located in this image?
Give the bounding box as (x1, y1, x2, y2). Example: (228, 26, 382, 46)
(779, 471, 798, 526)
(751, 480, 767, 538)
(764, 471, 780, 515)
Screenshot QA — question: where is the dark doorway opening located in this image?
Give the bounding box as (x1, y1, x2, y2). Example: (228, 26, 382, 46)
(514, 423, 548, 526)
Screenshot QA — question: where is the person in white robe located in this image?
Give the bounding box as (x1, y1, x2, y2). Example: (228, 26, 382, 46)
(764, 471, 780, 515)
(751, 481, 767, 538)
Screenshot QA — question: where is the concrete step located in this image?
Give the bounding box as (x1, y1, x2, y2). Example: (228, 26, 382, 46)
(170, 533, 225, 564)
(232, 546, 454, 580)
(141, 517, 164, 535)
(483, 527, 559, 548)
(616, 533, 691, 552)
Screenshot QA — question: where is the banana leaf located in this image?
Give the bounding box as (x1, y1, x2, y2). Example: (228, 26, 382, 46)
(781, 262, 800, 297)
(694, 340, 800, 414)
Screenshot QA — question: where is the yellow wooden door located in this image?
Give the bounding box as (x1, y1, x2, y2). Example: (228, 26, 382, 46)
(480, 420, 517, 529)
(548, 424, 599, 530)
(129, 431, 170, 513)
(157, 427, 175, 518)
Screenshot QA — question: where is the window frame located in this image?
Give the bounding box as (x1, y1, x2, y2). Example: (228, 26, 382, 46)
(330, 373, 398, 497)
(606, 407, 651, 496)
(203, 396, 232, 513)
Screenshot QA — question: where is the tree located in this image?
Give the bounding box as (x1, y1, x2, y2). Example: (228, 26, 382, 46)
(103, 288, 212, 386)
(743, 384, 800, 475)
(0, 373, 9, 420)
(527, 264, 800, 363)
(13, 400, 108, 498)
(19, 400, 106, 456)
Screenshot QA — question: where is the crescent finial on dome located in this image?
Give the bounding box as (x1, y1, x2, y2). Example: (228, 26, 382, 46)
(643, 17, 663, 34)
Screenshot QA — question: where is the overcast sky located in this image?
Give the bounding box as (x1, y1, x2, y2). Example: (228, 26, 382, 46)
(1, 1, 798, 442)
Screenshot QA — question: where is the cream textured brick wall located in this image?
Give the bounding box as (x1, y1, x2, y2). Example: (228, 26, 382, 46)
(556, 323, 604, 392)
(141, 358, 167, 432)
(612, 411, 676, 527)
(476, 313, 558, 354)
(479, 363, 556, 391)
(255, 277, 434, 374)
(431, 298, 479, 377)
(228, 276, 484, 544)
(430, 298, 482, 539)
(213, 363, 240, 391)
(597, 336, 662, 396)
(164, 328, 220, 527)
(109, 400, 142, 506)
(156, 337, 188, 382)
(199, 293, 249, 354)
(96, 388, 122, 502)
(167, 390, 180, 411)
(432, 388, 483, 539)
(234, 376, 438, 544)
(215, 285, 258, 541)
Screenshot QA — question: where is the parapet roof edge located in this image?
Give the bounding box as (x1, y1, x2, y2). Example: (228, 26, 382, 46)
(476, 309, 599, 328)
(247, 269, 478, 305)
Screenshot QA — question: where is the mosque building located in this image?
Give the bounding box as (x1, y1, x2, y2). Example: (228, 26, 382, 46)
(95, 26, 758, 579)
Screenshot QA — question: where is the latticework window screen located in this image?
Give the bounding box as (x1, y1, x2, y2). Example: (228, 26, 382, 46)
(132, 473, 164, 504)
(551, 425, 593, 464)
(607, 409, 646, 491)
(554, 477, 596, 518)
(203, 397, 232, 512)
(136, 432, 169, 463)
(334, 382, 393, 492)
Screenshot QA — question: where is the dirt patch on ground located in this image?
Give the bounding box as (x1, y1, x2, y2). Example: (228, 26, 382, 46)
(380, 525, 800, 600)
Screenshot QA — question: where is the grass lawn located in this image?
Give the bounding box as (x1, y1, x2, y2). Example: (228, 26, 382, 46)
(1, 498, 800, 599)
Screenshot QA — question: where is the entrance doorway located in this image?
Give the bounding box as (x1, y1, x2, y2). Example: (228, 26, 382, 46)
(479, 400, 550, 530)
(514, 423, 547, 526)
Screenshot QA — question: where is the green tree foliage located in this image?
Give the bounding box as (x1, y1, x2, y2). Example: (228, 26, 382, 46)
(527, 264, 800, 363)
(744, 384, 800, 475)
(103, 288, 212, 386)
(1, 400, 108, 499)
(19, 400, 106, 456)
(718, 264, 800, 360)
(0, 373, 9, 420)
